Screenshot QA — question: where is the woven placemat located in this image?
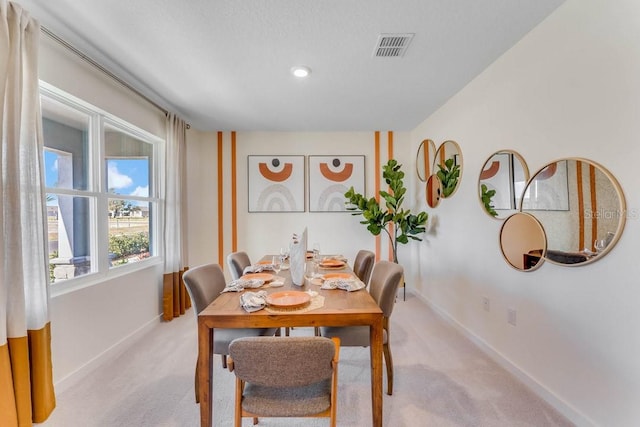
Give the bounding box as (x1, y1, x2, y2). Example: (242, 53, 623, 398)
(265, 295, 325, 314)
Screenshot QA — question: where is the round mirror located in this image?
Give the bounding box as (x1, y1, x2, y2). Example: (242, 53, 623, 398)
(434, 140, 462, 198)
(416, 139, 436, 182)
(426, 174, 443, 208)
(500, 212, 547, 271)
(478, 150, 529, 219)
(520, 158, 626, 266)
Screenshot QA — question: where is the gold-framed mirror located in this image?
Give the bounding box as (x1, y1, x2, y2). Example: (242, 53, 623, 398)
(434, 140, 462, 199)
(416, 139, 436, 182)
(500, 212, 547, 271)
(425, 174, 443, 208)
(478, 150, 529, 220)
(520, 158, 626, 266)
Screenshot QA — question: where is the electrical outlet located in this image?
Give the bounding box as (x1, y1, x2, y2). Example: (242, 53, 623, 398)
(483, 296, 490, 312)
(508, 308, 517, 326)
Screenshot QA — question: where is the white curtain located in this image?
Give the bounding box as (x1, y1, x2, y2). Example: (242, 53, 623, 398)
(162, 113, 190, 320)
(0, 1, 56, 425)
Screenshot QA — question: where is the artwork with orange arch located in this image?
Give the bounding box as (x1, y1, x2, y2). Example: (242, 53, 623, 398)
(308, 155, 365, 212)
(248, 155, 305, 212)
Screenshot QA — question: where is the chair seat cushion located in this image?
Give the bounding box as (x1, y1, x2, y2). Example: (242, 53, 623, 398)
(320, 325, 387, 347)
(213, 328, 277, 354)
(242, 379, 331, 417)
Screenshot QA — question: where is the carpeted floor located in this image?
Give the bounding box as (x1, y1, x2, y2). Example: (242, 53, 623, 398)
(39, 294, 573, 427)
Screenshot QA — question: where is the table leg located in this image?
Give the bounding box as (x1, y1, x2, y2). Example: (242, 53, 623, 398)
(370, 317, 383, 427)
(198, 321, 212, 427)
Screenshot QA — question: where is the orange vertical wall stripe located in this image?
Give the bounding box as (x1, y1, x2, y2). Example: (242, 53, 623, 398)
(231, 131, 238, 252)
(374, 131, 381, 261)
(589, 164, 598, 250)
(387, 131, 394, 261)
(576, 160, 585, 251)
(217, 132, 224, 267)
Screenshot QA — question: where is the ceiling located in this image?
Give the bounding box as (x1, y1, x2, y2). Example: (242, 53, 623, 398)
(19, 0, 565, 132)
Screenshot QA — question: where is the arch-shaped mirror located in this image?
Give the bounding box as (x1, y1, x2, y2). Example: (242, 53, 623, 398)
(478, 150, 529, 220)
(425, 174, 443, 208)
(520, 158, 626, 266)
(434, 140, 462, 198)
(416, 139, 436, 182)
(500, 212, 547, 271)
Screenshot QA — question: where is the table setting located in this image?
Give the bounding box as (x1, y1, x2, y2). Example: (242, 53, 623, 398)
(196, 233, 385, 427)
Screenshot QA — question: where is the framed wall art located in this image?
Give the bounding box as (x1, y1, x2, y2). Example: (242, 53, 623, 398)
(521, 159, 569, 211)
(308, 155, 365, 212)
(248, 155, 305, 212)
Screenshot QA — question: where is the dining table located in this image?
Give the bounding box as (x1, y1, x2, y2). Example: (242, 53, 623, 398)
(197, 255, 384, 426)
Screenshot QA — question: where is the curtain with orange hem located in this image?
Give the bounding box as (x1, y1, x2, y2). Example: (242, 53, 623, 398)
(1, 1, 56, 424)
(162, 114, 190, 321)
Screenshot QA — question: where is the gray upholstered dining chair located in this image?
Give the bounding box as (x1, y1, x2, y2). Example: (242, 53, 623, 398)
(228, 336, 340, 427)
(320, 260, 403, 395)
(352, 249, 375, 286)
(182, 263, 278, 402)
(227, 251, 252, 280)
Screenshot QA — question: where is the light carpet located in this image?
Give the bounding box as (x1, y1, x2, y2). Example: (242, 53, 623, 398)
(38, 294, 573, 427)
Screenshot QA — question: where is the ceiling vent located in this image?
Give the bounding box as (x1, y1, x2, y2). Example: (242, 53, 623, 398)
(373, 33, 414, 58)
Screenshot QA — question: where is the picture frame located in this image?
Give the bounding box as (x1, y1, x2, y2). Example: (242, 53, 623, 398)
(248, 155, 305, 212)
(480, 152, 515, 210)
(521, 160, 570, 211)
(308, 155, 365, 212)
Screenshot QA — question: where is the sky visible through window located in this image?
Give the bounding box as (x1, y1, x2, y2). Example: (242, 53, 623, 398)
(44, 151, 149, 204)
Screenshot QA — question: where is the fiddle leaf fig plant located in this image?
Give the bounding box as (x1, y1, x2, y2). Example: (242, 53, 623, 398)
(345, 159, 428, 264)
(480, 183, 498, 217)
(436, 158, 461, 198)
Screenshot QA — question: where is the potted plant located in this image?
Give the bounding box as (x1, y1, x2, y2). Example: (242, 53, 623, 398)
(344, 159, 429, 264)
(436, 158, 461, 198)
(480, 184, 498, 217)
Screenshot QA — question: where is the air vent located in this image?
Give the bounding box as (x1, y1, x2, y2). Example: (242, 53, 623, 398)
(373, 33, 414, 58)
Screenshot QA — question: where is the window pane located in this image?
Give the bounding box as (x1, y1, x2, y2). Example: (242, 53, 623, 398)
(42, 97, 90, 190)
(108, 199, 150, 267)
(47, 194, 93, 281)
(105, 126, 153, 197)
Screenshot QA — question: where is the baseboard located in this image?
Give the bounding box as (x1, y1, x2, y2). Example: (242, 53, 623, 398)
(410, 291, 596, 427)
(53, 314, 162, 394)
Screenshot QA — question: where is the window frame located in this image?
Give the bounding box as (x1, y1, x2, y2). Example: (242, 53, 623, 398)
(40, 82, 164, 297)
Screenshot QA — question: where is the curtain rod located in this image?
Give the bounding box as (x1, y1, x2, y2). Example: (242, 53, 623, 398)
(40, 26, 191, 129)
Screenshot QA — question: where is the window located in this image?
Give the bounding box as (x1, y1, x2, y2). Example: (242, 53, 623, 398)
(41, 84, 163, 287)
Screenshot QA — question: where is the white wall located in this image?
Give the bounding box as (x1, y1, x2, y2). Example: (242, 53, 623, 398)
(39, 35, 167, 389)
(185, 131, 414, 275)
(409, 0, 640, 425)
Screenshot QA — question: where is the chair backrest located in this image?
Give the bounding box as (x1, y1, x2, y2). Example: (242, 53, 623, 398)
(352, 250, 375, 285)
(227, 251, 252, 280)
(368, 261, 403, 318)
(229, 336, 336, 388)
(182, 263, 226, 314)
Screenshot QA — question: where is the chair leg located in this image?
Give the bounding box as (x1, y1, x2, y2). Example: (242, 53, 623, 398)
(383, 342, 394, 395)
(194, 359, 200, 403)
(222, 354, 227, 369)
(235, 379, 243, 427)
(252, 417, 259, 425)
(285, 327, 290, 336)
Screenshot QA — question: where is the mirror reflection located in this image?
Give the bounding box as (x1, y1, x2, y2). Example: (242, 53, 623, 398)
(434, 140, 462, 198)
(500, 213, 547, 271)
(416, 139, 436, 182)
(520, 158, 625, 266)
(425, 174, 442, 208)
(478, 150, 529, 220)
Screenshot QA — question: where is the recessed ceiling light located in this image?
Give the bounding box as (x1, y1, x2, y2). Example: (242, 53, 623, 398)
(291, 66, 311, 78)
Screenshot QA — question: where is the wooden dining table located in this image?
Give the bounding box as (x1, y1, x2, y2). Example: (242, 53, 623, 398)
(197, 257, 384, 426)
